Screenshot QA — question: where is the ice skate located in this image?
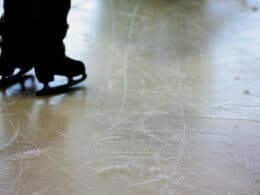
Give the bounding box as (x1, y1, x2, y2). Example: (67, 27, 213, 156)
(0, 57, 33, 89)
(0, 73, 34, 92)
(35, 56, 87, 96)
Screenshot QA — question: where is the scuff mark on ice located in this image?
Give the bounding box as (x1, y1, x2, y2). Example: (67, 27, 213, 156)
(129, 175, 170, 187)
(5, 148, 47, 161)
(97, 164, 130, 175)
(0, 128, 19, 152)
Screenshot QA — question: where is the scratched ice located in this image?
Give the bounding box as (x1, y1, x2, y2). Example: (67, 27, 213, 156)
(0, 0, 260, 194)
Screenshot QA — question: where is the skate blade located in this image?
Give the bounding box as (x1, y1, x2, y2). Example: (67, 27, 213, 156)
(36, 74, 87, 96)
(0, 74, 34, 89)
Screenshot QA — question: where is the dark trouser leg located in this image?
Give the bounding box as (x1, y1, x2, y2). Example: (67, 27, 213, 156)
(2, 0, 70, 62)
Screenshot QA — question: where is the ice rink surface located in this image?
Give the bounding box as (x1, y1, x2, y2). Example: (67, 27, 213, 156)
(0, 0, 260, 194)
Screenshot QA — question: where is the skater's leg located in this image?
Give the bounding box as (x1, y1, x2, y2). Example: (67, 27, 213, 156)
(0, 0, 33, 81)
(34, 0, 86, 88)
(34, 0, 71, 83)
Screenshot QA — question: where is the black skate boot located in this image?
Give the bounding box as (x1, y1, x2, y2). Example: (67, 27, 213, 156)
(0, 57, 33, 89)
(35, 56, 87, 96)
